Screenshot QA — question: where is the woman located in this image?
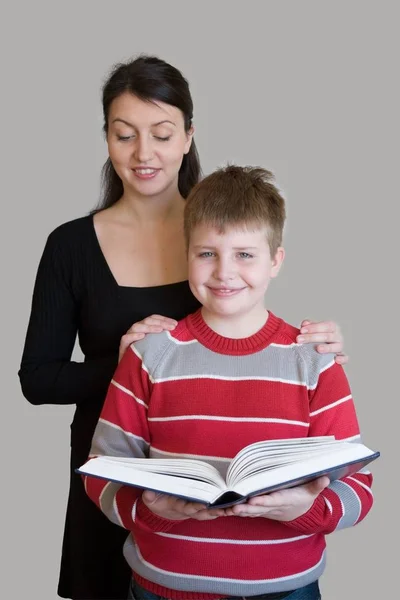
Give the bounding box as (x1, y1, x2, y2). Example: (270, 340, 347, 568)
(19, 55, 347, 600)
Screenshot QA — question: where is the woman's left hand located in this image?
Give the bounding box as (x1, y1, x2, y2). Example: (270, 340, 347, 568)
(296, 320, 348, 365)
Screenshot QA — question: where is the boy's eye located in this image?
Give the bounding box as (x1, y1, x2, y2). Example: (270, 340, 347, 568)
(238, 252, 253, 259)
(199, 252, 215, 258)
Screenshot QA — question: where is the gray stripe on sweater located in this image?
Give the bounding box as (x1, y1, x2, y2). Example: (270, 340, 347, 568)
(99, 481, 125, 527)
(133, 332, 334, 389)
(90, 419, 149, 458)
(329, 479, 361, 529)
(123, 536, 326, 595)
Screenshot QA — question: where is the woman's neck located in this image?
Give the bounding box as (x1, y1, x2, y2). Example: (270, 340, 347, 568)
(113, 185, 185, 225)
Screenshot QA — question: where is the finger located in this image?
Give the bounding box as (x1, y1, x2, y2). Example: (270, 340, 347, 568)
(306, 476, 330, 495)
(229, 503, 265, 516)
(234, 506, 267, 517)
(142, 490, 165, 504)
(127, 323, 165, 334)
(297, 332, 340, 344)
(121, 333, 146, 345)
(183, 505, 209, 518)
(133, 316, 178, 329)
(300, 320, 311, 327)
(191, 511, 220, 520)
(223, 507, 236, 517)
(299, 321, 337, 334)
(334, 354, 349, 365)
(142, 316, 177, 328)
(145, 314, 178, 325)
(118, 334, 146, 361)
(247, 496, 272, 507)
(314, 343, 344, 354)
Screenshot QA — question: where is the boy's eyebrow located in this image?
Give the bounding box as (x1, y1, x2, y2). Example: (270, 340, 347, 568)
(192, 245, 259, 250)
(233, 246, 259, 250)
(111, 118, 176, 127)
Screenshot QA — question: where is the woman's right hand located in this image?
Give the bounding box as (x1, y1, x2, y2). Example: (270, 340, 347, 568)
(119, 314, 178, 362)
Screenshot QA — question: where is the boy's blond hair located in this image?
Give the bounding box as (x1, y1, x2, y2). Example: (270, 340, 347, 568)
(184, 165, 286, 256)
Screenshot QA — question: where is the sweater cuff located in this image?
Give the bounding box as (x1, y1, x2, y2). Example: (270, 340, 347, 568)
(282, 495, 328, 534)
(135, 498, 180, 533)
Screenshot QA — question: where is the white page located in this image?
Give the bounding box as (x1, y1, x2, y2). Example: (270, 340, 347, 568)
(79, 458, 226, 503)
(231, 444, 376, 496)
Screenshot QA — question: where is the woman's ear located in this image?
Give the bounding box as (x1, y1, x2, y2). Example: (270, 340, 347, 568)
(184, 125, 195, 154)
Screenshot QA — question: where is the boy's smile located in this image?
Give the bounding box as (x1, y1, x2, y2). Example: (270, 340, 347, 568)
(188, 223, 284, 338)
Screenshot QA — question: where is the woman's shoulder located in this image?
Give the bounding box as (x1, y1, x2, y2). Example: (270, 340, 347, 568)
(40, 215, 96, 268)
(48, 214, 93, 244)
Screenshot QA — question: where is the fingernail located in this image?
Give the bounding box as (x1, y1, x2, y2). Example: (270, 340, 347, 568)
(297, 336, 305, 343)
(300, 327, 308, 333)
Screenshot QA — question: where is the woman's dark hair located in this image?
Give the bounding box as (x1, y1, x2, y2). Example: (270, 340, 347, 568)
(94, 55, 201, 210)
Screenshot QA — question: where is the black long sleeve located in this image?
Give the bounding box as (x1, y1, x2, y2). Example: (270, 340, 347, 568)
(19, 229, 118, 406)
(19, 216, 200, 410)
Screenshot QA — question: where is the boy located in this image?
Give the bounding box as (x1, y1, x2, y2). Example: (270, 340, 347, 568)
(84, 166, 373, 600)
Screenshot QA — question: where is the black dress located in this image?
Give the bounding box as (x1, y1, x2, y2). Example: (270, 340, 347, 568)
(19, 215, 200, 600)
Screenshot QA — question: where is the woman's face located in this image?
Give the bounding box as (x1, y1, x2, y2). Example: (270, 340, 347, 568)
(107, 92, 193, 198)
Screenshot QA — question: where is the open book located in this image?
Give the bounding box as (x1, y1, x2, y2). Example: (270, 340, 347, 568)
(78, 437, 380, 508)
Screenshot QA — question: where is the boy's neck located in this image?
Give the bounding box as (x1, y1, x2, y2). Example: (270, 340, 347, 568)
(200, 307, 269, 339)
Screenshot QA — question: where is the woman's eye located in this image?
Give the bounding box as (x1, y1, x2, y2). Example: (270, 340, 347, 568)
(117, 135, 134, 141)
(154, 136, 171, 142)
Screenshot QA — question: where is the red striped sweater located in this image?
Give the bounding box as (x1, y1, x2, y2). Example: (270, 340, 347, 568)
(84, 310, 373, 599)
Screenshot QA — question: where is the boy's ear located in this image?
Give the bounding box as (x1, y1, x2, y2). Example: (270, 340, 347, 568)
(270, 247, 285, 278)
(184, 125, 195, 154)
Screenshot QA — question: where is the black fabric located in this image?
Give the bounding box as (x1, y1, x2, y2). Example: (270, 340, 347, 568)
(19, 215, 201, 600)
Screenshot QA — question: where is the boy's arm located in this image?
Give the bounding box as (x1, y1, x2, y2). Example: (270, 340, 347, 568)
(285, 357, 374, 535)
(83, 344, 178, 533)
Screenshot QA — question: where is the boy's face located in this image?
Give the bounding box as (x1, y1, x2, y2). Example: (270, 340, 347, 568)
(188, 223, 284, 325)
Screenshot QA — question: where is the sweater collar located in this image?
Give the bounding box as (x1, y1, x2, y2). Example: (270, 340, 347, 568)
(185, 309, 283, 355)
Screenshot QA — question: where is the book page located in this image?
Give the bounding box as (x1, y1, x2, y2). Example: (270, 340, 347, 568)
(226, 437, 337, 486)
(79, 456, 227, 504)
(230, 444, 377, 497)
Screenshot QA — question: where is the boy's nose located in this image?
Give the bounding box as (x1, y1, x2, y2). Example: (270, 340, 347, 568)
(214, 260, 235, 281)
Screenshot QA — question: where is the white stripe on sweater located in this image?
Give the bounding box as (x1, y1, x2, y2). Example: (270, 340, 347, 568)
(155, 531, 314, 544)
(309, 394, 352, 416)
(149, 373, 309, 386)
(111, 379, 148, 408)
(149, 415, 308, 426)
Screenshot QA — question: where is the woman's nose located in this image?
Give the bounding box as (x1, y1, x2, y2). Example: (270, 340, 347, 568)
(134, 136, 154, 163)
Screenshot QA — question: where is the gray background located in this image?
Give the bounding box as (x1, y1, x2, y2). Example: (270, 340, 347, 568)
(1, 1, 397, 598)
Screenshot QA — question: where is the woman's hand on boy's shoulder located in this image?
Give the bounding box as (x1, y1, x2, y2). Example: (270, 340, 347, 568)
(296, 319, 348, 365)
(119, 315, 178, 362)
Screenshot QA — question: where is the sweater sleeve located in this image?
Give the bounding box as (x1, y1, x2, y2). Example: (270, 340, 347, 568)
(284, 356, 374, 536)
(84, 342, 178, 534)
(18, 231, 118, 406)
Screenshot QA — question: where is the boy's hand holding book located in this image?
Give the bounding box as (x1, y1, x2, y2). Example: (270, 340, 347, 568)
(142, 490, 226, 521)
(224, 475, 330, 520)
(142, 476, 331, 522)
